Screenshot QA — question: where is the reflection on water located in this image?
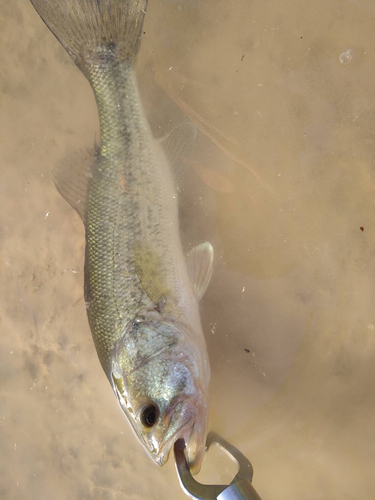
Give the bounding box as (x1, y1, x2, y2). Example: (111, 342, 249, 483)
(1, 0, 375, 498)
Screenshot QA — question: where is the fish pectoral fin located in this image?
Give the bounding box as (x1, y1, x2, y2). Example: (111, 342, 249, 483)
(132, 241, 171, 309)
(186, 242, 214, 301)
(52, 148, 97, 222)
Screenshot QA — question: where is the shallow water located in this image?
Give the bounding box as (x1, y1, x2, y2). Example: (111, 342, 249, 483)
(1, 0, 375, 499)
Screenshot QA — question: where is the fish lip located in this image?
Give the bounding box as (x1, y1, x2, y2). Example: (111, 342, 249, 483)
(153, 414, 196, 466)
(152, 391, 207, 468)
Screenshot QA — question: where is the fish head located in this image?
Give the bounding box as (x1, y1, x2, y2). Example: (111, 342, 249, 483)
(111, 320, 209, 474)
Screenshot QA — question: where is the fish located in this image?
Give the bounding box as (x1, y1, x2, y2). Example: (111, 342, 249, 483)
(29, 0, 213, 474)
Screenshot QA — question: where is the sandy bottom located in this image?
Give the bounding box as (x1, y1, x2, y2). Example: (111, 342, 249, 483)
(1, 0, 375, 499)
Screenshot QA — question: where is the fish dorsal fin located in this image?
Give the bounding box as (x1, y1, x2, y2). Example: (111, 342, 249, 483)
(186, 242, 214, 301)
(132, 241, 173, 312)
(158, 122, 197, 163)
(52, 148, 96, 222)
(158, 122, 197, 186)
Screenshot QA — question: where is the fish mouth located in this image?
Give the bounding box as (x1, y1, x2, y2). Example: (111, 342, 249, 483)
(111, 366, 208, 472)
(146, 397, 197, 466)
(152, 414, 196, 466)
(113, 380, 198, 467)
(148, 395, 207, 474)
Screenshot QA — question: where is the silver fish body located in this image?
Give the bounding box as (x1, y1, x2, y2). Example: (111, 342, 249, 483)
(30, 0, 212, 472)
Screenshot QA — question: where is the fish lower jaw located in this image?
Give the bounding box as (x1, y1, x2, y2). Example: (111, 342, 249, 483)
(151, 417, 196, 467)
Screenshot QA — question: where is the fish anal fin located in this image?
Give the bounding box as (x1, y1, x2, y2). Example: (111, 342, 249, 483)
(52, 148, 96, 222)
(186, 242, 214, 301)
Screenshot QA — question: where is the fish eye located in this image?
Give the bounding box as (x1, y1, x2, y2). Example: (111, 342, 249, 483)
(141, 404, 158, 427)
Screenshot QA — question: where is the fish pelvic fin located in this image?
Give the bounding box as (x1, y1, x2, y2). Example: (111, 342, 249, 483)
(30, 0, 148, 68)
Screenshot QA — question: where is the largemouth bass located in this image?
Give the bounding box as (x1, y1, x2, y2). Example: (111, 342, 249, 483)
(30, 0, 213, 473)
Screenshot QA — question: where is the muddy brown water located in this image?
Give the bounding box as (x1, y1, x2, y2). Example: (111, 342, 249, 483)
(1, 1, 375, 499)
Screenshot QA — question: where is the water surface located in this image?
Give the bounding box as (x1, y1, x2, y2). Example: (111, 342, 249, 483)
(1, 0, 375, 498)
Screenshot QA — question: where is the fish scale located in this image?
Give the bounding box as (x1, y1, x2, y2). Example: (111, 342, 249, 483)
(30, 0, 213, 474)
(85, 56, 185, 371)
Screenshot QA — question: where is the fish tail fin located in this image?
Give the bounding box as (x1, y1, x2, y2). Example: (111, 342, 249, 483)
(30, 0, 147, 69)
